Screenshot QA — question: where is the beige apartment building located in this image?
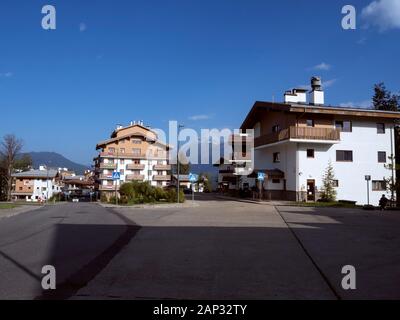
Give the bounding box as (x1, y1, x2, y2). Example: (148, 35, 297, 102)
(94, 121, 172, 199)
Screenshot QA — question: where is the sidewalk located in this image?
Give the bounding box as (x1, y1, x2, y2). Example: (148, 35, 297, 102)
(0, 204, 42, 220)
(214, 195, 296, 206)
(98, 201, 200, 209)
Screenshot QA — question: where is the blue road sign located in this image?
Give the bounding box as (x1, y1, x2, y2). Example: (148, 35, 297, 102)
(257, 172, 266, 181)
(189, 173, 198, 183)
(112, 171, 121, 180)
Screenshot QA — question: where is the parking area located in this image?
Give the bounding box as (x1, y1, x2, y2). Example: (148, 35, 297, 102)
(72, 197, 400, 300)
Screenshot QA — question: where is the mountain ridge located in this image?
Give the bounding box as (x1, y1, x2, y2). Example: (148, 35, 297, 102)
(21, 152, 89, 174)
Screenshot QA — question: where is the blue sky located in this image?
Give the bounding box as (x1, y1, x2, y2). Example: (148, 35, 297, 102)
(0, 0, 399, 165)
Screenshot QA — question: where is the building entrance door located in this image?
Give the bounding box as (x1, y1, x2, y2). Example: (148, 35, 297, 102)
(307, 179, 315, 201)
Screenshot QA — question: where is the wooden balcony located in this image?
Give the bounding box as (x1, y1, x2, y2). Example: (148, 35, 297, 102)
(99, 163, 117, 169)
(99, 174, 113, 180)
(126, 174, 145, 181)
(153, 164, 171, 171)
(255, 126, 340, 148)
(153, 175, 171, 181)
(126, 164, 145, 170)
(100, 152, 146, 159)
(99, 185, 119, 191)
(99, 151, 170, 160)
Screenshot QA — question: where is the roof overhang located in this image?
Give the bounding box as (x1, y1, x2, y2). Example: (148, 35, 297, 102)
(241, 101, 400, 129)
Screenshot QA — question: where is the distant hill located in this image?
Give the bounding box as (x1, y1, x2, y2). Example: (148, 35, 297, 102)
(21, 152, 89, 174)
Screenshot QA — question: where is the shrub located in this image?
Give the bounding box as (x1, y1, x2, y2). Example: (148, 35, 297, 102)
(119, 182, 135, 199)
(100, 193, 108, 203)
(165, 188, 185, 203)
(109, 196, 117, 204)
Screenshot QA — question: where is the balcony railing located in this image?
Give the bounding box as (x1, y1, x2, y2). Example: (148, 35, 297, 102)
(99, 185, 119, 191)
(153, 175, 171, 181)
(100, 151, 169, 159)
(99, 163, 117, 169)
(99, 174, 113, 180)
(153, 164, 171, 171)
(126, 164, 145, 170)
(126, 174, 145, 181)
(255, 126, 340, 147)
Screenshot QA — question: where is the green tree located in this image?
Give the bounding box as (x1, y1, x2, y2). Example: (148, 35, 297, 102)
(0, 135, 24, 201)
(372, 82, 400, 204)
(373, 83, 399, 111)
(197, 173, 212, 193)
(320, 161, 337, 202)
(172, 152, 190, 175)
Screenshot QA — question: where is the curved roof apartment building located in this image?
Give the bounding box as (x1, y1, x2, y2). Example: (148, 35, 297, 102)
(94, 121, 171, 198)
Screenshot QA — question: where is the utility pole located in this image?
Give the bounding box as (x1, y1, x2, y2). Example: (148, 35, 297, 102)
(177, 124, 184, 203)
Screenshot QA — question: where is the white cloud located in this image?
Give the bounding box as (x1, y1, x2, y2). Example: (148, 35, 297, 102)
(323, 79, 337, 88)
(188, 114, 211, 121)
(312, 62, 331, 71)
(79, 22, 87, 32)
(0, 72, 13, 77)
(339, 100, 372, 109)
(361, 0, 400, 31)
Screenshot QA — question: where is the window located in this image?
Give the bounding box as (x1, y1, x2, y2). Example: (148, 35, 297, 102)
(120, 159, 124, 165)
(132, 139, 141, 144)
(372, 180, 386, 191)
(377, 123, 385, 134)
(120, 148, 125, 154)
(272, 125, 281, 133)
(336, 150, 353, 162)
(273, 152, 280, 163)
(332, 180, 339, 187)
(378, 151, 386, 163)
(306, 119, 314, 127)
(132, 148, 141, 156)
(307, 149, 315, 158)
(109, 147, 115, 153)
(335, 120, 352, 132)
(272, 179, 280, 184)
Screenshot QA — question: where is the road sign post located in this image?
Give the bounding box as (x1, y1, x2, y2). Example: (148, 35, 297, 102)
(112, 171, 121, 205)
(257, 172, 266, 201)
(189, 173, 198, 202)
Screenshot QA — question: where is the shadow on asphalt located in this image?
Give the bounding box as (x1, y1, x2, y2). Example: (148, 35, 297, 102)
(5, 202, 398, 300)
(36, 209, 141, 300)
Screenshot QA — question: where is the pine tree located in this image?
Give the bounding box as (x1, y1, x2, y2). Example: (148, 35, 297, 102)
(373, 82, 399, 111)
(320, 161, 337, 202)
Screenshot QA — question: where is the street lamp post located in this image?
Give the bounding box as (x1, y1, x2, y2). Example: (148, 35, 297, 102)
(177, 124, 184, 203)
(46, 166, 49, 203)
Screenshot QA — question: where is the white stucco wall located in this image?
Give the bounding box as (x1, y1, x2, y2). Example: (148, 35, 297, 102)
(298, 121, 394, 205)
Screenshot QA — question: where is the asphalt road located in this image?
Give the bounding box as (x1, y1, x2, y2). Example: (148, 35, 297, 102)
(1, 196, 399, 300)
(0, 202, 137, 299)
